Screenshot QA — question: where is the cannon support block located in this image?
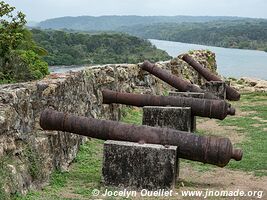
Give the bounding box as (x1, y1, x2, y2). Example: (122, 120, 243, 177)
(168, 91, 205, 132)
(102, 140, 178, 190)
(143, 106, 192, 132)
(203, 81, 226, 100)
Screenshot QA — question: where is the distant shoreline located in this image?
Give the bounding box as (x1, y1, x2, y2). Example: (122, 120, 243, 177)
(150, 39, 267, 80)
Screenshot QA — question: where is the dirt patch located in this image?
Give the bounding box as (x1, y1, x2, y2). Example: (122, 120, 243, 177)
(140, 164, 267, 200)
(58, 185, 92, 200)
(191, 114, 266, 200)
(252, 124, 264, 128)
(59, 191, 86, 199)
(197, 119, 244, 144)
(251, 116, 267, 123)
(235, 107, 256, 117)
(177, 164, 267, 200)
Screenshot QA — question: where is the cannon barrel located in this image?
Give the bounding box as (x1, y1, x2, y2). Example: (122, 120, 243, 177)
(140, 61, 218, 100)
(102, 89, 235, 120)
(40, 108, 242, 167)
(182, 54, 240, 101)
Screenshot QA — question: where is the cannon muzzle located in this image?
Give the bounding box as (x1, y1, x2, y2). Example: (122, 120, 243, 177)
(40, 108, 242, 167)
(102, 89, 235, 120)
(182, 54, 241, 101)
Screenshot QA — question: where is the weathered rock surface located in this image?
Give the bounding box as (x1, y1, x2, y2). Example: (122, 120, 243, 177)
(0, 50, 218, 197)
(202, 81, 226, 100)
(229, 77, 267, 92)
(169, 50, 218, 86)
(168, 92, 205, 132)
(102, 140, 178, 190)
(142, 106, 192, 132)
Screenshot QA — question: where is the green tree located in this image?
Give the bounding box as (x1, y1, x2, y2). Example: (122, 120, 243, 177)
(31, 29, 171, 65)
(0, 1, 49, 83)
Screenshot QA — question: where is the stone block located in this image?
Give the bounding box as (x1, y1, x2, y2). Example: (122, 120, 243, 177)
(203, 81, 226, 100)
(142, 106, 192, 132)
(102, 140, 178, 190)
(169, 91, 205, 132)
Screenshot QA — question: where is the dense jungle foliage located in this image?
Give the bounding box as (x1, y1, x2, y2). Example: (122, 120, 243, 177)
(37, 15, 243, 31)
(31, 29, 171, 66)
(118, 20, 267, 51)
(37, 15, 267, 52)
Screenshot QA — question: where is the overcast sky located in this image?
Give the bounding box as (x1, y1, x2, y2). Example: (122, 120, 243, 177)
(4, 0, 267, 22)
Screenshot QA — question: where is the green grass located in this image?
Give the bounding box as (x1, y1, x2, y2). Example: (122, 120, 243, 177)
(120, 107, 143, 125)
(218, 92, 267, 176)
(181, 160, 214, 173)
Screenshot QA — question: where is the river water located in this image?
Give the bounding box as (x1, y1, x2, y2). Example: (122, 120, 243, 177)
(150, 39, 267, 80)
(50, 39, 267, 80)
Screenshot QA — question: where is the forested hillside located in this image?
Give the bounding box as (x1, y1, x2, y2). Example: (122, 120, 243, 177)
(118, 20, 267, 51)
(37, 15, 243, 31)
(31, 29, 171, 65)
(36, 16, 267, 51)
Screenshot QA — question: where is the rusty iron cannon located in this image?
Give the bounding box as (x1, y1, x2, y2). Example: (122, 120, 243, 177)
(140, 61, 218, 100)
(102, 89, 235, 120)
(40, 108, 242, 167)
(182, 54, 240, 101)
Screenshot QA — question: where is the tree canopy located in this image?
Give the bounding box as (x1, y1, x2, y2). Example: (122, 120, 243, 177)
(0, 1, 49, 84)
(118, 20, 267, 51)
(35, 15, 267, 51)
(31, 29, 171, 66)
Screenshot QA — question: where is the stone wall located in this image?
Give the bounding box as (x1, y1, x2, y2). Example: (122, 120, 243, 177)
(0, 50, 216, 197)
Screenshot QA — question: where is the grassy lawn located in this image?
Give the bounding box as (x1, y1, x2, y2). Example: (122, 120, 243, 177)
(13, 92, 267, 200)
(218, 92, 267, 176)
